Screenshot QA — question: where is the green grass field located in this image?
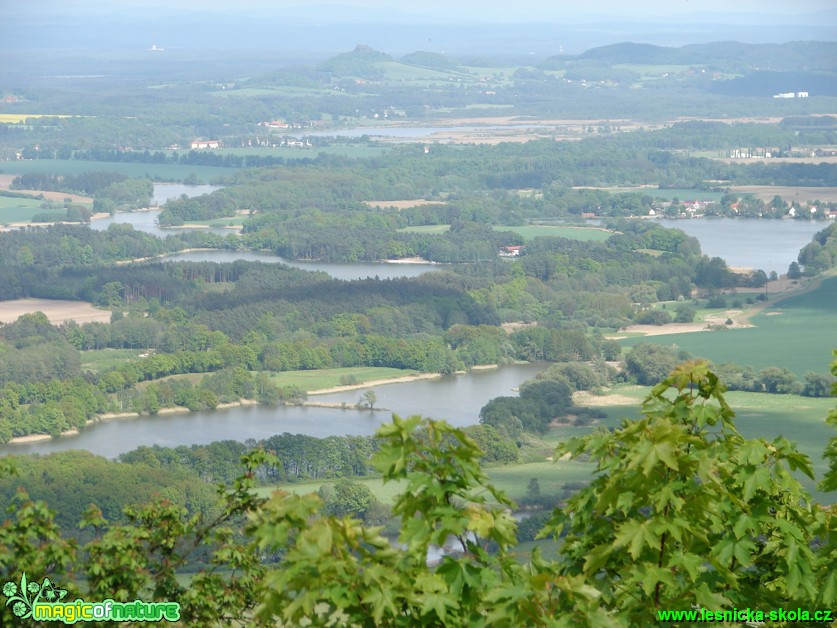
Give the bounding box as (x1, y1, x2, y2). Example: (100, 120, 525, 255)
(620, 276, 837, 376)
(0, 160, 238, 181)
(0, 196, 50, 224)
(495, 225, 615, 242)
(256, 459, 594, 504)
(270, 367, 420, 392)
(80, 349, 146, 374)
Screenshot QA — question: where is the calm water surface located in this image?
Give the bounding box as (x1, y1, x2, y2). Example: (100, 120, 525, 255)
(654, 218, 825, 274)
(165, 250, 443, 280)
(0, 363, 546, 458)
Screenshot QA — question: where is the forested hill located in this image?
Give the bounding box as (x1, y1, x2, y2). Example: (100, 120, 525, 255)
(577, 41, 837, 73)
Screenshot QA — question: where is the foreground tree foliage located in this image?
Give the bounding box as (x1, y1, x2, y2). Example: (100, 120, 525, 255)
(1, 360, 835, 626)
(547, 359, 836, 621)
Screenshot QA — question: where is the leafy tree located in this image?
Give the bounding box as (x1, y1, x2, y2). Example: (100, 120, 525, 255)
(802, 371, 833, 398)
(544, 360, 831, 620)
(633, 308, 672, 325)
(624, 343, 683, 385)
(673, 303, 696, 323)
(360, 389, 377, 411)
(321, 479, 376, 519)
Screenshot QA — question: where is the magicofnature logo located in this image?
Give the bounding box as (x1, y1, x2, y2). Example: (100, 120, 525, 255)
(3, 573, 180, 624)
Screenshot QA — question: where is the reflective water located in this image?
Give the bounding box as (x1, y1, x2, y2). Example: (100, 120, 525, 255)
(654, 218, 826, 274)
(0, 363, 547, 458)
(164, 250, 443, 280)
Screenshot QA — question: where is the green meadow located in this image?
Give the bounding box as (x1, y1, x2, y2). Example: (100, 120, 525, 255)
(270, 366, 420, 392)
(0, 195, 51, 224)
(80, 349, 147, 374)
(257, 459, 594, 504)
(620, 275, 837, 376)
(495, 225, 615, 242)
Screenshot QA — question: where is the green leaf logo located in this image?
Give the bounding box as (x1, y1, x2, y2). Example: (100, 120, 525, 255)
(2, 573, 65, 619)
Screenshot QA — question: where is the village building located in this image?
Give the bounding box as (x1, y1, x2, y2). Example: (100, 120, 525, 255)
(190, 139, 221, 149)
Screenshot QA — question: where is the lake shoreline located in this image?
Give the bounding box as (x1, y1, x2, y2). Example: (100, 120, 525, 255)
(5, 399, 260, 446)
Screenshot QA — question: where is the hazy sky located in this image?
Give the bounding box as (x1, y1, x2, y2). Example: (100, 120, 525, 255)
(62, 0, 837, 20)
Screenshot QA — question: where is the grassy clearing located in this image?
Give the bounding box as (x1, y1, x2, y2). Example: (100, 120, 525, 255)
(256, 459, 593, 504)
(0, 159, 238, 181)
(619, 276, 837, 376)
(80, 349, 146, 373)
(0, 196, 49, 223)
(495, 225, 614, 242)
(398, 225, 451, 233)
(253, 477, 404, 502)
(271, 367, 419, 392)
(485, 460, 593, 501)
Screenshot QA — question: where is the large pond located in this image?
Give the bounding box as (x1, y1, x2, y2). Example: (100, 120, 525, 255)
(0, 363, 547, 459)
(164, 250, 442, 281)
(653, 217, 826, 274)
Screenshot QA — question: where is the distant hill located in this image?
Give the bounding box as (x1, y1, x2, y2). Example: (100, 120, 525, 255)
(579, 43, 702, 65)
(317, 45, 393, 79)
(575, 41, 837, 74)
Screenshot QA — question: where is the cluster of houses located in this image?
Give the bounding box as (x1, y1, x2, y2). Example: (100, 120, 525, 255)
(189, 140, 221, 149)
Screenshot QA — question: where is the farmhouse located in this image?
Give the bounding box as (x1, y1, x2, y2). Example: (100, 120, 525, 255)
(190, 139, 221, 149)
(500, 245, 523, 258)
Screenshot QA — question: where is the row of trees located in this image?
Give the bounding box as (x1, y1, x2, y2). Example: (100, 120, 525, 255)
(625, 343, 835, 396)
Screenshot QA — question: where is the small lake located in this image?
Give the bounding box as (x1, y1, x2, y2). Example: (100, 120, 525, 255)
(0, 363, 547, 458)
(164, 250, 443, 281)
(653, 218, 826, 274)
(90, 209, 234, 237)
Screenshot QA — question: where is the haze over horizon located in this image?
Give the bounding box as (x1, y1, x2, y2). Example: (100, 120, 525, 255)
(2, 0, 835, 82)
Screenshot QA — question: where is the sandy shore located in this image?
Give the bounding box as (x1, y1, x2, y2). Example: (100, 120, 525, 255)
(384, 257, 436, 265)
(7, 399, 259, 445)
(308, 373, 442, 395)
(301, 401, 362, 409)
